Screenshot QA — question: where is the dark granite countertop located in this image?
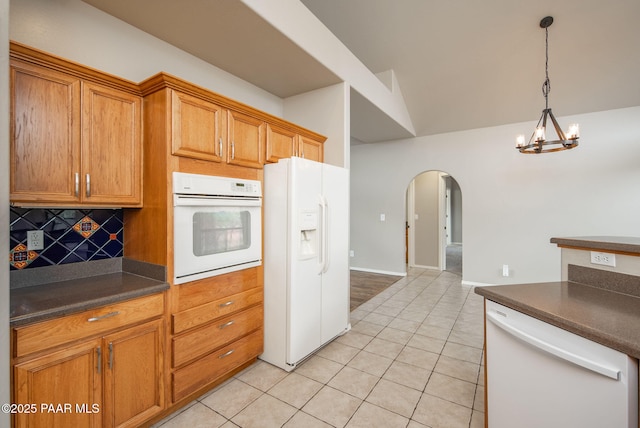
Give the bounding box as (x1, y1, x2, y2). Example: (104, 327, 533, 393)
(10, 258, 169, 327)
(475, 281, 640, 360)
(550, 236, 640, 255)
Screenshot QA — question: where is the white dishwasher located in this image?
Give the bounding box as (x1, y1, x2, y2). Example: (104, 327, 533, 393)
(486, 300, 638, 428)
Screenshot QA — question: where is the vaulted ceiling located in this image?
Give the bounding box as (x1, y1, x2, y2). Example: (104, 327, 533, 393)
(83, 0, 640, 142)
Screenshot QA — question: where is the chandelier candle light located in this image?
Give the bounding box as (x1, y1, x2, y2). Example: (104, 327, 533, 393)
(516, 16, 579, 154)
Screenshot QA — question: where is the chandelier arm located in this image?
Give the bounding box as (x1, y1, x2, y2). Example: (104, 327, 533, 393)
(547, 109, 568, 141)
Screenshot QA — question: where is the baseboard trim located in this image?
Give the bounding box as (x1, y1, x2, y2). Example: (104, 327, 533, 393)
(350, 267, 407, 277)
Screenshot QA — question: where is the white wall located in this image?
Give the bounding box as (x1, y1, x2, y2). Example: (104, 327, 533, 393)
(1, 0, 10, 422)
(10, 0, 283, 116)
(283, 83, 350, 168)
(351, 107, 640, 284)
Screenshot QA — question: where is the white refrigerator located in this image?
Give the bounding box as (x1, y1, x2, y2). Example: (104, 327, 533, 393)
(260, 157, 350, 371)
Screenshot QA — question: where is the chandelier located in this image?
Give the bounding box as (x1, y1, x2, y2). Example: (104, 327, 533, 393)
(516, 16, 579, 154)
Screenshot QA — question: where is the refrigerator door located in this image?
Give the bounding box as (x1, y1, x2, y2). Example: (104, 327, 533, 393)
(319, 163, 350, 344)
(287, 157, 324, 364)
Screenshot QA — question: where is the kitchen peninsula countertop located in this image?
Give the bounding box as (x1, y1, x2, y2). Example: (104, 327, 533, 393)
(10, 258, 169, 327)
(476, 280, 640, 360)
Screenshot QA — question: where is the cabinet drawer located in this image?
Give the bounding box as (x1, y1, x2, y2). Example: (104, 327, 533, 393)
(172, 287, 262, 334)
(14, 293, 164, 358)
(172, 304, 262, 368)
(172, 329, 263, 402)
(177, 268, 259, 311)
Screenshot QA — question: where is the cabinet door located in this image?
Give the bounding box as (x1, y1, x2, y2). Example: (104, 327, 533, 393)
(82, 82, 142, 206)
(14, 340, 102, 428)
(265, 123, 296, 163)
(298, 135, 324, 163)
(171, 90, 224, 162)
(10, 60, 81, 204)
(102, 319, 164, 428)
(227, 110, 265, 168)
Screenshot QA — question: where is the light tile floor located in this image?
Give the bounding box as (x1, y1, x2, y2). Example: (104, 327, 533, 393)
(153, 268, 486, 428)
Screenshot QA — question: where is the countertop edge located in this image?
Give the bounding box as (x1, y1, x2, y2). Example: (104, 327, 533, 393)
(550, 236, 640, 255)
(10, 281, 169, 327)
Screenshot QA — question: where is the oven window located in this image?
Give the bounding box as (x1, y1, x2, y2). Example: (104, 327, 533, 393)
(193, 211, 251, 256)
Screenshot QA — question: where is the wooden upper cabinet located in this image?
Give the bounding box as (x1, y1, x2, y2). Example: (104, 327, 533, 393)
(10, 60, 82, 204)
(82, 82, 142, 206)
(298, 134, 324, 163)
(265, 123, 296, 163)
(227, 110, 265, 169)
(265, 123, 325, 164)
(171, 90, 224, 163)
(9, 43, 143, 207)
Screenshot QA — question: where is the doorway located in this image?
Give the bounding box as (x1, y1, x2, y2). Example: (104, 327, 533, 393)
(406, 171, 462, 274)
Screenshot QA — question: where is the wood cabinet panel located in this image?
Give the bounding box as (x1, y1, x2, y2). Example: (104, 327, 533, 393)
(14, 340, 102, 428)
(10, 59, 81, 204)
(298, 134, 324, 162)
(172, 287, 262, 334)
(265, 123, 296, 163)
(171, 90, 224, 162)
(227, 110, 265, 168)
(14, 293, 164, 358)
(172, 329, 263, 402)
(172, 305, 263, 367)
(103, 319, 164, 428)
(82, 82, 142, 206)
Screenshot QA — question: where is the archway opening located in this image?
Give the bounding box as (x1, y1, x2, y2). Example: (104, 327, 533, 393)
(406, 171, 462, 275)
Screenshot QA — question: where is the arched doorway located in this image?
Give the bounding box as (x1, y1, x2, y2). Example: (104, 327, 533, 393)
(406, 171, 462, 275)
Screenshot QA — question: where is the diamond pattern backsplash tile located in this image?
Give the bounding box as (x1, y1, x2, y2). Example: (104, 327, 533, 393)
(9, 208, 124, 270)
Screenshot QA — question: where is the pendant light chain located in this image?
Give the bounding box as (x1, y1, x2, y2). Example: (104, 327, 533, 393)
(542, 25, 550, 111)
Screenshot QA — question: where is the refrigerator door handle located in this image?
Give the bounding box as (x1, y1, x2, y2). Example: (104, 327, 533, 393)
(487, 311, 621, 380)
(319, 195, 329, 274)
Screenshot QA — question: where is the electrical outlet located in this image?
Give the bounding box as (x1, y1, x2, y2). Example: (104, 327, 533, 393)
(27, 230, 44, 251)
(590, 251, 616, 267)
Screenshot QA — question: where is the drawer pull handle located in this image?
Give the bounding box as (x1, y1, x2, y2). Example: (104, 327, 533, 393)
(219, 321, 235, 329)
(97, 346, 102, 374)
(219, 301, 235, 308)
(218, 349, 234, 359)
(87, 311, 120, 322)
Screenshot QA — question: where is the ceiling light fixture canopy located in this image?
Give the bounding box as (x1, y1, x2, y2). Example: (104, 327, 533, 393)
(516, 16, 579, 154)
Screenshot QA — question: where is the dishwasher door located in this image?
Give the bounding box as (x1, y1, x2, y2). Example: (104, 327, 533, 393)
(485, 300, 638, 428)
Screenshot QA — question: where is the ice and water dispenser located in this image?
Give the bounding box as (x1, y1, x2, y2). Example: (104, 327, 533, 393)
(299, 210, 318, 259)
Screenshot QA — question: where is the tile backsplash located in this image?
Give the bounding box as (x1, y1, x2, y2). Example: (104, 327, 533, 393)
(9, 208, 124, 270)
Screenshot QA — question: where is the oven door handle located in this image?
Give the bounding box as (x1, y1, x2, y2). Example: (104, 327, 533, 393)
(174, 195, 261, 207)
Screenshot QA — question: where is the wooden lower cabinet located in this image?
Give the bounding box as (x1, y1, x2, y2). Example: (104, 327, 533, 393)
(13, 299, 165, 428)
(103, 320, 164, 428)
(14, 340, 102, 428)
